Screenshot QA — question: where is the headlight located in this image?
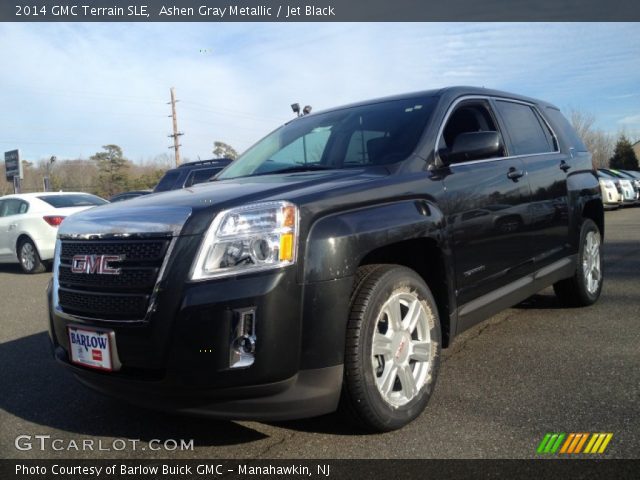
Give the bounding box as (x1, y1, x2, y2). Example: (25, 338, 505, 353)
(602, 180, 615, 189)
(190, 201, 298, 280)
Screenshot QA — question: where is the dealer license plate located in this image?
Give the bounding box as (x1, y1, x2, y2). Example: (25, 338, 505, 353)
(67, 326, 113, 371)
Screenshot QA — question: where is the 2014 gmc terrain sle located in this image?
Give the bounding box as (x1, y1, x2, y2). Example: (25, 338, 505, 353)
(48, 87, 603, 431)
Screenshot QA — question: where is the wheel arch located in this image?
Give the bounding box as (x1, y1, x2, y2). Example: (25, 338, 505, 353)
(300, 200, 455, 368)
(16, 233, 39, 258)
(358, 238, 452, 348)
(582, 199, 604, 239)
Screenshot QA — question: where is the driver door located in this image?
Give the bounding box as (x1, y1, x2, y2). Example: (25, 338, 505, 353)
(439, 99, 534, 308)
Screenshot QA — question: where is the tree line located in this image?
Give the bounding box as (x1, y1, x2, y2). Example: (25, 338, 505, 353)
(570, 110, 639, 170)
(0, 141, 238, 198)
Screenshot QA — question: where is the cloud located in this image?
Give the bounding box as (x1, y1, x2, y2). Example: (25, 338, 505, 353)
(618, 115, 640, 125)
(0, 23, 639, 161)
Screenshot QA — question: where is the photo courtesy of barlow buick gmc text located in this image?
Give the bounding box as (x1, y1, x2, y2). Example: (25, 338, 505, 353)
(0, 2, 639, 480)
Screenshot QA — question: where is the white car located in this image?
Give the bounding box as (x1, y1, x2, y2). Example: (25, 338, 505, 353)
(0, 192, 108, 273)
(598, 177, 622, 209)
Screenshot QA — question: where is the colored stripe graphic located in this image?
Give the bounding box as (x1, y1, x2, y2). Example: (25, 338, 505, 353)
(584, 433, 613, 454)
(539, 433, 613, 454)
(537, 433, 565, 454)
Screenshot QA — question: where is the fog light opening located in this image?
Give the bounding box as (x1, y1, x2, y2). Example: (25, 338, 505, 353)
(229, 308, 256, 369)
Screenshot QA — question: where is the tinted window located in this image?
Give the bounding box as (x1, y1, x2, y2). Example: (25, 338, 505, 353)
(38, 194, 107, 208)
(185, 167, 224, 187)
(154, 170, 181, 192)
(495, 101, 555, 155)
(544, 107, 587, 151)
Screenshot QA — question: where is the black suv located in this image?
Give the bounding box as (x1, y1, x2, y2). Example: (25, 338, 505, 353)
(48, 87, 603, 431)
(153, 158, 233, 192)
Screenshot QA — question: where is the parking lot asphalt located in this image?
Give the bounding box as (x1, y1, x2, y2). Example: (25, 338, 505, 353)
(0, 208, 638, 460)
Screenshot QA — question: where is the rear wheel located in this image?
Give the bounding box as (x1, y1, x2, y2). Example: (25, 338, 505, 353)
(553, 219, 602, 306)
(340, 265, 441, 432)
(18, 238, 46, 274)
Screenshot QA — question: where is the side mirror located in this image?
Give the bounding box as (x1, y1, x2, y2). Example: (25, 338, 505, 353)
(446, 131, 502, 163)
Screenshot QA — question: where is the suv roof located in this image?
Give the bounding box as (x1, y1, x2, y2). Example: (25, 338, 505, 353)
(177, 158, 233, 169)
(296, 86, 559, 122)
(153, 158, 233, 193)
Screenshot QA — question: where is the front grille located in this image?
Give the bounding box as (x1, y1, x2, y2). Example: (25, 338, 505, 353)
(57, 238, 171, 321)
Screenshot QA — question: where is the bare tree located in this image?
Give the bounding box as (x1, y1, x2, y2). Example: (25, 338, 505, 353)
(569, 109, 614, 169)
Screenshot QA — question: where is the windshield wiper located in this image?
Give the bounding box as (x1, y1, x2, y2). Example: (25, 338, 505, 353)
(249, 164, 335, 177)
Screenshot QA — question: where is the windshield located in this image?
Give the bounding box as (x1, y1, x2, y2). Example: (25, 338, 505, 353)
(154, 170, 181, 192)
(38, 194, 107, 208)
(219, 96, 437, 179)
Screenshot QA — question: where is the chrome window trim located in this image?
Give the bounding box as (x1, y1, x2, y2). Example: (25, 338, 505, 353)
(434, 95, 561, 167)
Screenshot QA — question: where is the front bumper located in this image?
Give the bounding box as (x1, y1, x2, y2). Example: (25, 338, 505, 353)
(47, 254, 346, 420)
(601, 187, 621, 207)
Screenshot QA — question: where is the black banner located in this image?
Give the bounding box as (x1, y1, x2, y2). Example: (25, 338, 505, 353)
(2, 0, 640, 22)
(2, 460, 640, 480)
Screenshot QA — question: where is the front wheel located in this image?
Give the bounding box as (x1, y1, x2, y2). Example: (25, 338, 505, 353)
(553, 219, 603, 306)
(340, 265, 441, 432)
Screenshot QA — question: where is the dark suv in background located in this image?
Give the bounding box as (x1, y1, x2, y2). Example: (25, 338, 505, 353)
(48, 87, 603, 432)
(153, 158, 233, 193)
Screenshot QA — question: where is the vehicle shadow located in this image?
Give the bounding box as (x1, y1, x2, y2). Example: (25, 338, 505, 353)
(0, 264, 25, 275)
(0, 264, 51, 276)
(513, 292, 563, 310)
(0, 332, 267, 447)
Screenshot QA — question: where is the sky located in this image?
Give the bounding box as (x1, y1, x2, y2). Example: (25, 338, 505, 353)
(1, 22, 639, 163)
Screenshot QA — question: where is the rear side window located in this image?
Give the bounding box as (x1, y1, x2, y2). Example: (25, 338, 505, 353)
(495, 101, 556, 155)
(38, 194, 106, 208)
(0, 199, 29, 216)
(544, 107, 588, 151)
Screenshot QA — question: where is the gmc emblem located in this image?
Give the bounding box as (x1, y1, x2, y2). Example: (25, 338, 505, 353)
(71, 254, 124, 275)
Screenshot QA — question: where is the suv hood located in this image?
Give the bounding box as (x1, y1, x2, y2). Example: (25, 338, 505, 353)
(58, 169, 385, 238)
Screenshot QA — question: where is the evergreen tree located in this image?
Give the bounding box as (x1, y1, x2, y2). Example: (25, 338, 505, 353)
(609, 135, 639, 171)
(91, 145, 131, 197)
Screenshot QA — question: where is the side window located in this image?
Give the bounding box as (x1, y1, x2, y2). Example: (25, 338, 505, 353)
(439, 102, 505, 161)
(0, 198, 29, 217)
(495, 101, 556, 155)
(0, 200, 5, 217)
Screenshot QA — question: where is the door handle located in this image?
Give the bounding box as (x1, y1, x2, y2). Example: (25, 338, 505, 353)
(507, 167, 524, 181)
(560, 160, 571, 172)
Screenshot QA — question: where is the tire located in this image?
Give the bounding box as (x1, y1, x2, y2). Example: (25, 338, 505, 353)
(553, 219, 602, 306)
(18, 238, 46, 274)
(340, 265, 441, 432)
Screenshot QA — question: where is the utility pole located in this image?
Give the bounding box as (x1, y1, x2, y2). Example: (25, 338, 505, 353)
(168, 87, 183, 166)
